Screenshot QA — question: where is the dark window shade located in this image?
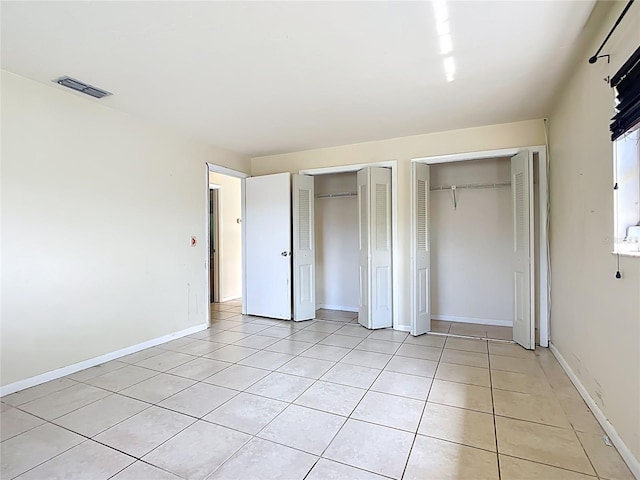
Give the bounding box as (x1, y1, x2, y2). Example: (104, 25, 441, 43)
(611, 45, 640, 141)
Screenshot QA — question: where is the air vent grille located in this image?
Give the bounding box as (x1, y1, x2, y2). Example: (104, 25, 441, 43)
(53, 76, 112, 99)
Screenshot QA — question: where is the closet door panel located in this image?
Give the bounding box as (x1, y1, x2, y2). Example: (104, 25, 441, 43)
(293, 174, 316, 321)
(511, 151, 534, 350)
(412, 162, 431, 336)
(357, 170, 370, 326)
(369, 167, 393, 329)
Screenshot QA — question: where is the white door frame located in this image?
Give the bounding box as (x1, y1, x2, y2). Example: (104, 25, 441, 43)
(411, 146, 550, 347)
(299, 161, 399, 330)
(205, 163, 250, 325)
(209, 184, 221, 304)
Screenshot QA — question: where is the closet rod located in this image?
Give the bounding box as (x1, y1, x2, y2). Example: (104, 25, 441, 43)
(430, 182, 511, 192)
(315, 192, 357, 199)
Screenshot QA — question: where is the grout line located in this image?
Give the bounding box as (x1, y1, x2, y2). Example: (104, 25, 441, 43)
(487, 341, 502, 480)
(414, 431, 498, 455)
(300, 341, 409, 476)
(5, 416, 143, 480)
(106, 459, 188, 480)
(498, 452, 604, 479)
(399, 336, 447, 479)
(430, 331, 515, 344)
(303, 458, 397, 480)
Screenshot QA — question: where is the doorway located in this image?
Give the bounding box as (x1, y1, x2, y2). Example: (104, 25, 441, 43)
(206, 163, 249, 325)
(410, 147, 550, 349)
(209, 186, 220, 303)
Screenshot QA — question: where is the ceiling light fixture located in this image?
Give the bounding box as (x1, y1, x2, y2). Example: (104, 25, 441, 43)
(52, 76, 112, 99)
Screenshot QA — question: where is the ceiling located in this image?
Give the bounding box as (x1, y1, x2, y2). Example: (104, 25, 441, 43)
(1, 1, 596, 157)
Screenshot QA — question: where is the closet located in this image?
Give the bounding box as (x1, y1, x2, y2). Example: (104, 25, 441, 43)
(411, 149, 546, 349)
(244, 166, 393, 330)
(314, 173, 359, 317)
(430, 157, 514, 333)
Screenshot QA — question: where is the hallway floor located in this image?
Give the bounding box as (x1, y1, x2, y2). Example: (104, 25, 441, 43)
(1, 310, 633, 479)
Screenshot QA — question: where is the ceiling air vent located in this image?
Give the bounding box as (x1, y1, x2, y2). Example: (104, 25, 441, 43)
(53, 76, 112, 99)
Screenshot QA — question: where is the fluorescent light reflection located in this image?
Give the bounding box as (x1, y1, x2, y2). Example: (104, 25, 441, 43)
(433, 0, 448, 24)
(436, 20, 449, 36)
(432, 0, 456, 82)
(444, 56, 456, 82)
(439, 34, 452, 55)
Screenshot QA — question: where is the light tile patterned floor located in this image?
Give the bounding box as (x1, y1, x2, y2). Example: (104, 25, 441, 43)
(432, 319, 514, 340)
(0, 304, 633, 480)
(315, 308, 359, 323)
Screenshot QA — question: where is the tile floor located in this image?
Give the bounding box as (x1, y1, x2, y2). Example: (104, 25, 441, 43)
(0, 304, 633, 480)
(315, 309, 358, 323)
(431, 319, 513, 340)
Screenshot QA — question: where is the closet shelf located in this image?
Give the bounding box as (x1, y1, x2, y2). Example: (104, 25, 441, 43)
(430, 182, 511, 191)
(315, 192, 357, 198)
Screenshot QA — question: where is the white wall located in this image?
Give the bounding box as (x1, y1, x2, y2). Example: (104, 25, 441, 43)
(430, 158, 513, 324)
(209, 172, 242, 301)
(1, 71, 249, 388)
(252, 119, 546, 329)
(314, 173, 359, 311)
(548, 1, 640, 465)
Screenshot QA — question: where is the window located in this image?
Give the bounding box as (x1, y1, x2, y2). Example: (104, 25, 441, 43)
(611, 45, 640, 256)
(614, 126, 640, 256)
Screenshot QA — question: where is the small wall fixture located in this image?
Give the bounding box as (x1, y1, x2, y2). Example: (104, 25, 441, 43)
(53, 76, 112, 99)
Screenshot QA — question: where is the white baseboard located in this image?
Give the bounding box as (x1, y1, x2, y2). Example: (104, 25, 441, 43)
(0, 323, 208, 397)
(220, 295, 242, 302)
(393, 324, 411, 332)
(432, 314, 513, 327)
(550, 343, 640, 479)
(317, 304, 358, 313)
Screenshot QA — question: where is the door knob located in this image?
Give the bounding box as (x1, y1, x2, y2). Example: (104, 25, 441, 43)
(281, 251, 289, 256)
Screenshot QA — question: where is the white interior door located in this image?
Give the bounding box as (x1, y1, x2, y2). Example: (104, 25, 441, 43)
(412, 162, 431, 336)
(244, 173, 292, 320)
(358, 167, 392, 329)
(292, 174, 315, 321)
(511, 151, 535, 349)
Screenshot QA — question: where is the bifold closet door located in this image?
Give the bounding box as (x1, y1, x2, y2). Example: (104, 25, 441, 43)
(244, 172, 292, 320)
(292, 174, 316, 321)
(357, 167, 392, 330)
(511, 151, 535, 349)
(412, 162, 431, 336)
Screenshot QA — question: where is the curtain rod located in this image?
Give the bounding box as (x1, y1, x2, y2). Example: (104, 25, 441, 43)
(588, 0, 635, 64)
